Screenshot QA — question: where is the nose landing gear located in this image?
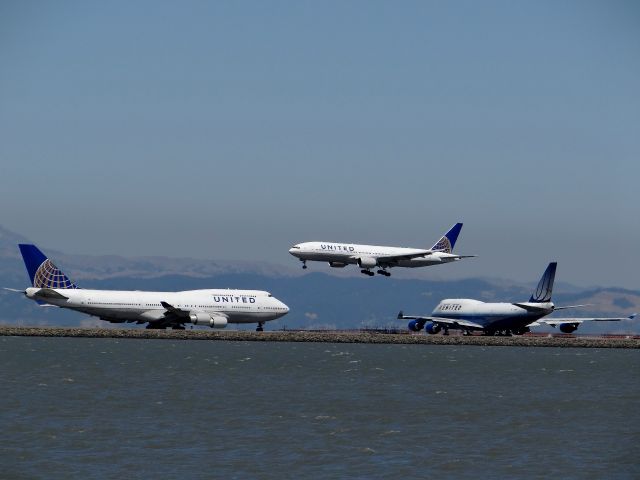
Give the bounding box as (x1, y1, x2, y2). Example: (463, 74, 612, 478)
(301, 260, 307, 270)
(256, 322, 265, 332)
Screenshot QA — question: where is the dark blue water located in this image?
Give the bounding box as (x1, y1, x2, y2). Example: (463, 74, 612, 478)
(1, 338, 638, 479)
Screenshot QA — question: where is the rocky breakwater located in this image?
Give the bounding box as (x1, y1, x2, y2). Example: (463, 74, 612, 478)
(1, 326, 639, 348)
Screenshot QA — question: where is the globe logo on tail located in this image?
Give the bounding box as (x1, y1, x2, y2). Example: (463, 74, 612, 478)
(431, 237, 452, 254)
(33, 259, 77, 289)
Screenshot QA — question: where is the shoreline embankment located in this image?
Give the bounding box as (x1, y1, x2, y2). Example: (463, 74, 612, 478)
(1, 326, 639, 349)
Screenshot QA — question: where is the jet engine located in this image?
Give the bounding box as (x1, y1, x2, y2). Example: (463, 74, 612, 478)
(357, 257, 377, 268)
(425, 322, 442, 335)
(559, 323, 578, 334)
(329, 262, 348, 268)
(189, 312, 228, 328)
(408, 320, 420, 332)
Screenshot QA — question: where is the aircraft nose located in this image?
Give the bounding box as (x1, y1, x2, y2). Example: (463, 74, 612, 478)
(280, 301, 290, 314)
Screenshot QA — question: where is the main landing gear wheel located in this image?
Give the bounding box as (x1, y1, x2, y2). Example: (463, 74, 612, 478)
(376, 270, 391, 277)
(146, 324, 166, 330)
(256, 322, 264, 332)
(360, 269, 375, 276)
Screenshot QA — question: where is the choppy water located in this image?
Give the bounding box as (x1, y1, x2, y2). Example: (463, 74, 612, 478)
(0, 338, 638, 479)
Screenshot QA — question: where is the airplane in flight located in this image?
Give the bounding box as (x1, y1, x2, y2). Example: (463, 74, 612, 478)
(7, 244, 289, 331)
(288, 222, 475, 277)
(399, 262, 636, 335)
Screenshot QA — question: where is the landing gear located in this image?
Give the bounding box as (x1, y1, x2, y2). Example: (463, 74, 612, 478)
(146, 323, 166, 330)
(173, 325, 186, 330)
(256, 322, 264, 332)
(376, 270, 391, 277)
(360, 269, 375, 276)
(301, 260, 307, 270)
(443, 326, 450, 336)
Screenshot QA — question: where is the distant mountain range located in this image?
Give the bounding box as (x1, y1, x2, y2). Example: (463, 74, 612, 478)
(1, 225, 638, 333)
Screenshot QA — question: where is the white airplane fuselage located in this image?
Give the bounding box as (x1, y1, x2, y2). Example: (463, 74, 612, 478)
(289, 242, 461, 268)
(25, 287, 289, 325)
(432, 299, 552, 331)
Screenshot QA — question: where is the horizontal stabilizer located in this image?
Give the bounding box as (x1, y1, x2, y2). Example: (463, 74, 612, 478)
(552, 304, 592, 311)
(512, 302, 550, 312)
(3, 287, 25, 294)
(33, 288, 69, 300)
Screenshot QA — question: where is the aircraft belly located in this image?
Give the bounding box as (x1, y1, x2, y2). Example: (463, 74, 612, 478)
(217, 311, 273, 323)
(76, 306, 144, 321)
(487, 316, 534, 330)
(312, 253, 353, 262)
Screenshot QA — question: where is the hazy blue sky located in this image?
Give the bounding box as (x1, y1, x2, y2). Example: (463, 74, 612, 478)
(1, 1, 638, 288)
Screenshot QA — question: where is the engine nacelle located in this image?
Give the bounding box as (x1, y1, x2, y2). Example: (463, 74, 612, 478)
(559, 323, 578, 334)
(425, 322, 441, 335)
(210, 316, 228, 328)
(408, 320, 419, 332)
(189, 312, 228, 329)
(357, 257, 377, 268)
(329, 262, 348, 268)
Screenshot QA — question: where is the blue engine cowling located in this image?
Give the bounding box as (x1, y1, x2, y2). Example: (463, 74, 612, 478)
(425, 322, 441, 335)
(559, 323, 578, 334)
(408, 320, 426, 332)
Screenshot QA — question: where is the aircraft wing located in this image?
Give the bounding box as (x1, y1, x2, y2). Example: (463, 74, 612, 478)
(537, 313, 636, 326)
(374, 249, 434, 265)
(398, 312, 484, 329)
(157, 301, 229, 329)
(160, 301, 191, 318)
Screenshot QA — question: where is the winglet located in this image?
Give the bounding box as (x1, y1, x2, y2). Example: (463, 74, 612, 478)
(431, 223, 463, 253)
(18, 244, 78, 289)
(629, 313, 637, 320)
(529, 262, 556, 303)
(397, 311, 404, 319)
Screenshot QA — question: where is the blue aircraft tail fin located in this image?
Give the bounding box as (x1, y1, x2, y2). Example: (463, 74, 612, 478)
(18, 244, 78, 289)
(529, 262, 556, 303)
(431, 223, 463, 253)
